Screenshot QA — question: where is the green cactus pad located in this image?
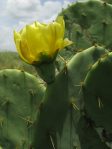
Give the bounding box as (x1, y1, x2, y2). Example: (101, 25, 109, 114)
(68, 45, 107, 100)
(83, 52, 112, 133)
(33, 69, 69, 149)
(77, 116, 109, 149)
(0, 69, 45, 148)
(61, 0, 112, 54)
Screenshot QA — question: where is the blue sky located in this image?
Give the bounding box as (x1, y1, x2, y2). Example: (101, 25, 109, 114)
(0, 0, 75, 51)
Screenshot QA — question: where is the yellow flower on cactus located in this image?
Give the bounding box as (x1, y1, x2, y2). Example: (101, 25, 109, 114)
(14, 16, 72, 64)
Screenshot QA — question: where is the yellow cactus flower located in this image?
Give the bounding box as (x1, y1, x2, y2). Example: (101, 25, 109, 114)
(14, 16, 73, 64)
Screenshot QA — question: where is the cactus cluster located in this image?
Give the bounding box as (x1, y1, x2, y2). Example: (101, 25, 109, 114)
(1, 0, 112, 149)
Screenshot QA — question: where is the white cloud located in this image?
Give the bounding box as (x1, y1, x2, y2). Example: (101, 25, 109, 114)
(38, 1, 62, 22)
(7, 0, 40, 10)
(0, 26, 15, 51)
(7, 0, 41, 18)
(7, 0, 63, 22)
(63, 0, 72, 8)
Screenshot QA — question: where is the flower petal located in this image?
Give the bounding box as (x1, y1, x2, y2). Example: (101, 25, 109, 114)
(54, 39, 63, 51)
(62, 38, 73, 48)
(14, 30, 21, 42)
(25, 25, 49, 56)
(20, 39, 36, 64)
(56, 16, 65, 37)
(14, 31, 28, 63)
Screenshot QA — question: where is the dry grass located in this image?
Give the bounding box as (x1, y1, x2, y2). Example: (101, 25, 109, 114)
(0, 51, 37, 76)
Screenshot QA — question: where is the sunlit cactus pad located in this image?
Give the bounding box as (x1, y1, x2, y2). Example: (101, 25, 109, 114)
(0, 69, 45, 148)
(61, 0, 112, 54)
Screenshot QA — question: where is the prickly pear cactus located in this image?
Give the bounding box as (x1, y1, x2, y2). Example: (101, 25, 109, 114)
(32, 45, 108, 149)
(0, 69, 45, 148)
(83, 52, 112, 133)
(2, 0, 112, 148)
(60, 0, 112, 56)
